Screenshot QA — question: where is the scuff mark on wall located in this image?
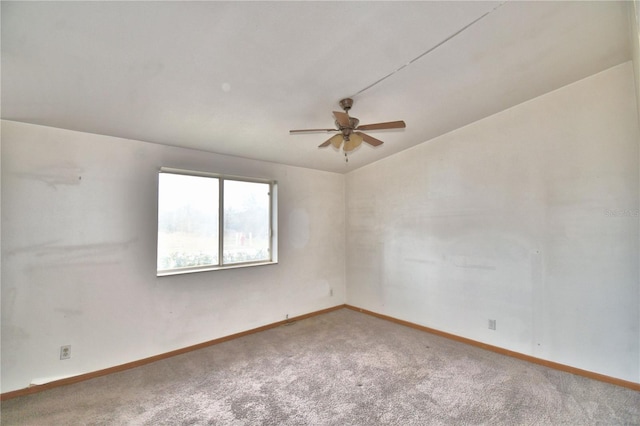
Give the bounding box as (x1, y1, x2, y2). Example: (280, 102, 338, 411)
(404, 258, 439, 265)
(7, 239, 136, 261)
(452, 256, 497, 271)
(53, 308, 84, 317)
(14, 164, 84, 189)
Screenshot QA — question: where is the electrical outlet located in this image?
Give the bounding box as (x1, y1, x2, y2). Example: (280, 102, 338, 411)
(330, 288, 333, 297)
(488, 319, 496, 330)
(60, 345, 71, 360)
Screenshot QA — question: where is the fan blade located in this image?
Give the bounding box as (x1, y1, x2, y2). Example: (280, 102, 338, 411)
(333, 111, 351, 128)
(290, 128, 338, 134)
(355, 131, 384, 147)
(319, 134, 343, 148)
(356, 120, 406, 131)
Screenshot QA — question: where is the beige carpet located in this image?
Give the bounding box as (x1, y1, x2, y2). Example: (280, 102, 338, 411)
(2, 308, 639, 425)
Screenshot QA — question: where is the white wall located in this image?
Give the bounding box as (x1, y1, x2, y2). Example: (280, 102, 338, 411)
(1, 121, 345, 393)
(632, 1, 640, 123)
(631, 0, 640, 386)
(346, 62, 640, 383)
(2, 62, 639, 394)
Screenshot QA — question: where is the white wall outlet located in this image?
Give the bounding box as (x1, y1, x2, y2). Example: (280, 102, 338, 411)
(60, 345, 71, 360)
(488, 319, 496, 330)
(330, 288, 333, 297)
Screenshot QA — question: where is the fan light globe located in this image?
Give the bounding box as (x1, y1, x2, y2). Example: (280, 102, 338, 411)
(329, 134, 343, 148)
(343, 133, 363, 152)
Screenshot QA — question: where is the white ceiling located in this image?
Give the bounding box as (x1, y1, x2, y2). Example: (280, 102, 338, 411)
(1, 1, 632, 174)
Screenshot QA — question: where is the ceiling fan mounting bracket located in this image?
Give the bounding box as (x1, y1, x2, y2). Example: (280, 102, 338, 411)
(339, 98, 353, 112)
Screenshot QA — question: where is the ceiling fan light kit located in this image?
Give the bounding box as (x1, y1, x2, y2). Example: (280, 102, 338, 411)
(290, 98, 406, 158)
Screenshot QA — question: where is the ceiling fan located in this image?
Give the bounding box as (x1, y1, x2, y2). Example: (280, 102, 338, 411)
(289, 98, 406, 152)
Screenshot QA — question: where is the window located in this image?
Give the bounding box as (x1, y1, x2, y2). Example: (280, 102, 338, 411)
(157, 168, 276, 275)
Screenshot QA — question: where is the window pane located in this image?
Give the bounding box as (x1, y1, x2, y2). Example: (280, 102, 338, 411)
(223, 180, 270, 264)
(157, 173, 219, 271)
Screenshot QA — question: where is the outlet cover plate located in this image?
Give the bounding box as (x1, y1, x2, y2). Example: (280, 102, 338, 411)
(60, 345, 71, 360)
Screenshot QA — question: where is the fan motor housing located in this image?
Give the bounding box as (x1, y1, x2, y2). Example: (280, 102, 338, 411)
(335, 117, 359, 131)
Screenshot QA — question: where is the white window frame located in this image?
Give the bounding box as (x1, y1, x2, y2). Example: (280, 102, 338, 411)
(157, 167, 278, 276)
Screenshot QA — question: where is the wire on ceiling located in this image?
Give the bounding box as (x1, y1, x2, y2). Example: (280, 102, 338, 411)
(350, 1, 508, 99)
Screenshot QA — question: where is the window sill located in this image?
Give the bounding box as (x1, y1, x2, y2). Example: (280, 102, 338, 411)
(157, 260, 278, 277)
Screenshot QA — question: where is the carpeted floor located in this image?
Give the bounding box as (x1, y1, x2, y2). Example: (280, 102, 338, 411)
(2, 308, 639, 425)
